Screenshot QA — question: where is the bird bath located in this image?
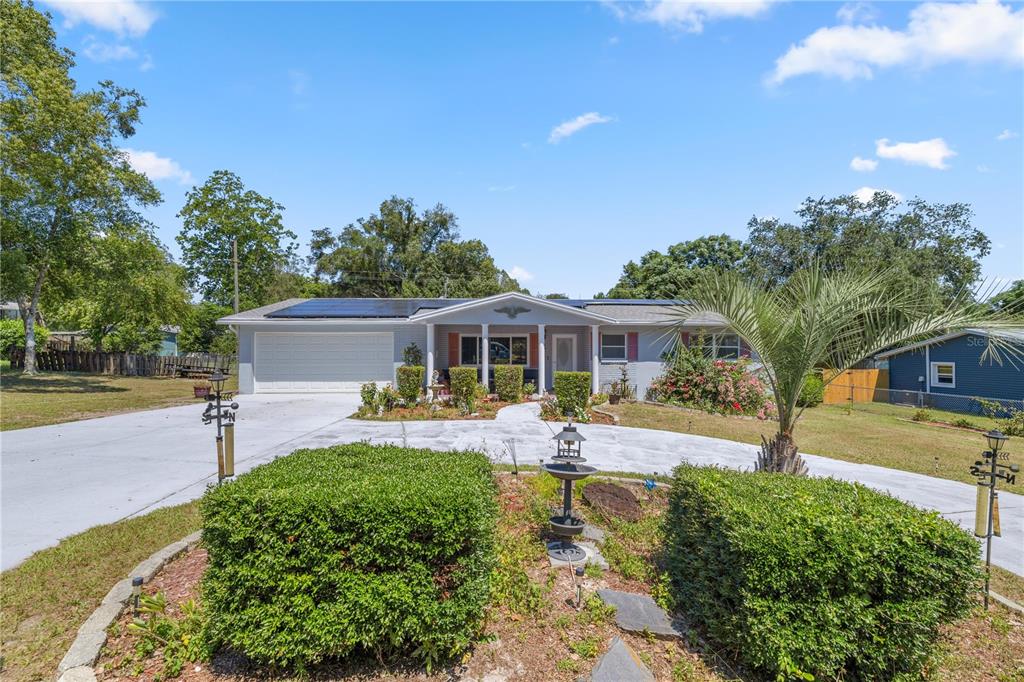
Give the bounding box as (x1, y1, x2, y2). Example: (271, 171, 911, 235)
(544, 419, 596, 563)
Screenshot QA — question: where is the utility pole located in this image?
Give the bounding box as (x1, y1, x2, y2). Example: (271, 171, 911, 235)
(232, 237, 240, 314)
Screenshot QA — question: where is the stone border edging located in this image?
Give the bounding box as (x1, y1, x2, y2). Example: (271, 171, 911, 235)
(56, 530, 203, 682)
(590, 404, 620, 424)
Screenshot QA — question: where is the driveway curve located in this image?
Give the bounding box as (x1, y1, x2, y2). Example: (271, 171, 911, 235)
(2, 397, 1020, 576)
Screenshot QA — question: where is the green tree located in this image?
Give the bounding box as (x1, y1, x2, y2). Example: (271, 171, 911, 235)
(745, 193, 990, 307)
(178, 301, 236, 354)
(1, 0, 160, 372)
(176, 170, 297, 310)
(602, 235, 746, 299)
(45, 231, 189, 351)
(670, 264, 1021, 474)
(989, 280, 1024, 314)
(311, 196, 522, 297)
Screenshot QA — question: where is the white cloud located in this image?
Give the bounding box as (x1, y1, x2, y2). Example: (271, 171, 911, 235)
(837, 2, 879, 25)
(852, 186, 903, 203)
(875, 137, 955, 169)
(548, 112, 613, 144)
(42, 0, 157, 37)
(768, 1, 1024, 84)
(508, 265, 534, 282)
(849, 156, 878, 172)
(618, 0, 778, 33)
(487, 185, 516, 193)
(997, 129, 1019, 141)
(82, 38, 136, 62)
(977, 164, 993, 173)
(120, 148, 192, 185)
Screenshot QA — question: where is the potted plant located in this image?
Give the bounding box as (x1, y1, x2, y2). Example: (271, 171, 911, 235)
(609, 380, 621, 404)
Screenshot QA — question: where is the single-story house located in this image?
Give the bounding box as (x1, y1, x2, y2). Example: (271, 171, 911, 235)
(217, 292, 744, 396)
(876, 328, 1024, 412)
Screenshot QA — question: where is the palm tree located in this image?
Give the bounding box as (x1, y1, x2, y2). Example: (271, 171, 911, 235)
(669, 265, 1023, 474)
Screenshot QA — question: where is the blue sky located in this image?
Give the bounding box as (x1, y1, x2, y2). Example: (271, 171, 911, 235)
(44, 0, 1023, 298)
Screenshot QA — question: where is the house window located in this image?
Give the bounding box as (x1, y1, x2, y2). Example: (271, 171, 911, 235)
(931, 362, 955, 388)
(460, 335, 528, 365)
(601, 333, 627, 361)
(692, 333, 741, 359)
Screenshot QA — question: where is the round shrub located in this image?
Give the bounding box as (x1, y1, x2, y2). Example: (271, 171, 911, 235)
(449, 366, 478, 411)
(201, 444, 499, 671)
(0, 318, 49, 352)
(396, 365, 425, 404)
(797, 372, 825, 407)
(664, 466, 979, 681)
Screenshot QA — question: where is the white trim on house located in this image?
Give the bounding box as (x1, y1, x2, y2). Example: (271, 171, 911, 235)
(930, 361, 956, 389)
(409, 292, 616, 323)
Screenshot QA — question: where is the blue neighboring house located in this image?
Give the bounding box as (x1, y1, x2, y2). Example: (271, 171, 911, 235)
(876, 329, 1024, 414)
(159, 325, 180, 357)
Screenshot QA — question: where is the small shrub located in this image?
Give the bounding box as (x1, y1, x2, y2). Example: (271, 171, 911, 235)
(951, 417, 976, 429)
(999, 410, 1024, 437)
(523, 381, 536, 396)
(553, 371, 591, 416)
(0, 318, 49, 352)
(590, 393, 608, 406)
(449, 366, 478, 411)
(360, 381, 377, 408)
(396, 365, 425, 404)
(202, 444, 499, 671)
(127, 593, 209, 679)
(494, 365, 524, 403)
(664, 465, 979, 681)
(374, 385, 401, 412)
(402, 342, 423, 366)
(912, 409, 932, 422)
(797, 372, 825, 407)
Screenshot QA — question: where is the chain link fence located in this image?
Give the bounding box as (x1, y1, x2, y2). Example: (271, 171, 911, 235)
(826, 383, 1022, 418)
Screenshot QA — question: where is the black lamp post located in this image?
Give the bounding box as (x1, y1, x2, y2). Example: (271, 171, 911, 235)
(970, 429, 1018, 609)
(202, 371, 238, 483)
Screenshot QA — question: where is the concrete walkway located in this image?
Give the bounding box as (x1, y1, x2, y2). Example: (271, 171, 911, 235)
(2, 398, 1021, 575)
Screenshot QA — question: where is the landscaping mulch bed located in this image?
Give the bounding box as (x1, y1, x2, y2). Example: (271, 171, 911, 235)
(351, 400, 513, 421)
(93, 473, 1024, 682)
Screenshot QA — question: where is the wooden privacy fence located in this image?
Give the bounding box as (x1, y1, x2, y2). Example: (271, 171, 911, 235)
(7, 349, 234, 378)
(822, 369, 889, 404)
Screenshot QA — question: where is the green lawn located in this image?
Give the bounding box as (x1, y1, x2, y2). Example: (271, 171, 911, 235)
(0, 367, 237, 431)
(0, 502, 202, 682)
(605, 400, 1001, 486)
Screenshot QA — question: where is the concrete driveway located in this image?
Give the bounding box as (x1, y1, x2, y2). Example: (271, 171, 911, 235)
(3, 398, 1021, 576)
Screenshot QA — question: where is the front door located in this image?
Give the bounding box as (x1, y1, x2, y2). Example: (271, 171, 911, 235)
(552, 334, 576, 372)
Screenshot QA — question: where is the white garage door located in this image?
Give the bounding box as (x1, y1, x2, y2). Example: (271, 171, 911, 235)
(253, 332, 394, 392)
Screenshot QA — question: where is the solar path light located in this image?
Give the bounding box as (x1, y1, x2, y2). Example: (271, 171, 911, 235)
(202, 371, 239, 483)
(970, 429, 1018, 609)
(542, 415, 596, 563)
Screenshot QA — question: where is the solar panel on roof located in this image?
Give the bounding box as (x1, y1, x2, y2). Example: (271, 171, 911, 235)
(266, 298, 469, 318)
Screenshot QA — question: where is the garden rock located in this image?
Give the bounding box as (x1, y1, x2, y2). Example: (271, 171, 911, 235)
(583, 483, 642, 521)
(597, 589, 684, 638)
(590, 637, 654, 682)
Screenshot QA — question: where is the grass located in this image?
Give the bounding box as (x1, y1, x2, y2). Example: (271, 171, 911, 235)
(606, 400, 1002, 485)
(0, 501, 202, 682)
(0, 367, 238, 431)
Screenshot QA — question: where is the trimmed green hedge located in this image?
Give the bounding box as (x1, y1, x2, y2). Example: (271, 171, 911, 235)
(553, 371, 591, 416)
(664, 466, 979, 681)
(396, 365, 425, 404)
(449, 366, 478, 410)
(493, 365, 524, 402)
(201, 444, 499, 670)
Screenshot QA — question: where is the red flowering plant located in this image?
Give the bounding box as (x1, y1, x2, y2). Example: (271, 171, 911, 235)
(649, 332, 774, 419)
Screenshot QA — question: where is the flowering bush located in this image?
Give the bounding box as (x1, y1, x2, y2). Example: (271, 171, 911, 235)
(650, 339, 774, 419)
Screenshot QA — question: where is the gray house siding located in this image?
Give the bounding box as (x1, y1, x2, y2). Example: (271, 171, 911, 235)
(596, 326, 673, 398)
(887, 334, 1024, 411)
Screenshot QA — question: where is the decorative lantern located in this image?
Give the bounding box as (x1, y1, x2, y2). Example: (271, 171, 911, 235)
(553, 416, 585, 461)
(985, 429, 1008, 455)
(209, 371, 228, 396)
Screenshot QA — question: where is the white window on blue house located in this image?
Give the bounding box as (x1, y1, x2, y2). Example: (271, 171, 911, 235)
(930, 362, 955, 388)
(600, 333, 627, 361)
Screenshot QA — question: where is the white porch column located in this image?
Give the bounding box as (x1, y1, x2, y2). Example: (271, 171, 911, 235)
(425, 323, 435, 400)
(481, 323, 489, 392)
(590, 325, 600, 394)
(536, 324, 546, 396)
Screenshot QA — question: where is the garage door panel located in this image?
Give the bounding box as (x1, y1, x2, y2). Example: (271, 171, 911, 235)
(254, 332, 394, 392)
